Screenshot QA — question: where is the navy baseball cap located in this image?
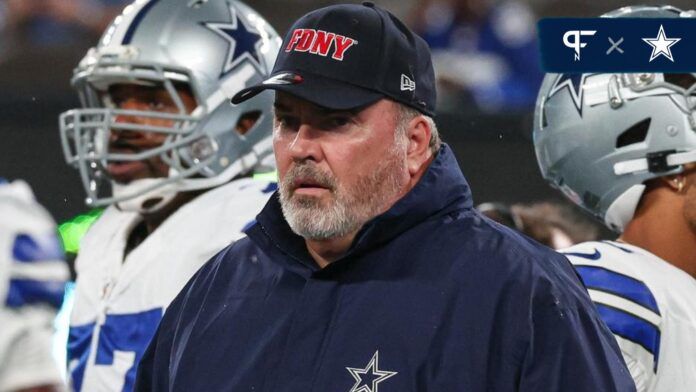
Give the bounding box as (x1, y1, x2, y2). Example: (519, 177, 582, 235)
(231, 2, 436, 116)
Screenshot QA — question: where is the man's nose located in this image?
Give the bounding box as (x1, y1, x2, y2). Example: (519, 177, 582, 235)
(288, 124, 323, 162)
(111, 99, 149, 139)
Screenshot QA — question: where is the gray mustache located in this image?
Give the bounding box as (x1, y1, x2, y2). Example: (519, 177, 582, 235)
(283, 163, 336, 191)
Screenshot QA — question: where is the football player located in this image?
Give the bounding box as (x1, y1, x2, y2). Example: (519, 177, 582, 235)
(58, 0, 281, 390)
(534, 6, 696, 391)
(0, 179, 69, 392)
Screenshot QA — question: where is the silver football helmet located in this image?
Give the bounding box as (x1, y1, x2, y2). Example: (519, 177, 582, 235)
(60, 0, 281, 212)
(534, 5, 696, 232)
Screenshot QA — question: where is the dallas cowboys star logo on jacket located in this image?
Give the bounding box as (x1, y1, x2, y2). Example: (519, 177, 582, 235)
(346, 351, 397, 392)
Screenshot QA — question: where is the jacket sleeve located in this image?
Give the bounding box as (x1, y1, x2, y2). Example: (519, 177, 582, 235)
(134, 286, 182, 392)
(518, 282, 637, 392)
(134, 244, 234, 391)
(134, 318, 165, 391)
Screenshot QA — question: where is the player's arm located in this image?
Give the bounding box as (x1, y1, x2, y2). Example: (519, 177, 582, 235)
(567, 256, 661, 392)
(0, 181, 70, 392)
(1, 307, 67, 391)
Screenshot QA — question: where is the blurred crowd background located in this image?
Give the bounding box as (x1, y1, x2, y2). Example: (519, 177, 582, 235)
(2, 0, 693, 232)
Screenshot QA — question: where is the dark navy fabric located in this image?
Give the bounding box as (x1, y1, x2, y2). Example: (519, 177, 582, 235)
(135, 145, 635, 392)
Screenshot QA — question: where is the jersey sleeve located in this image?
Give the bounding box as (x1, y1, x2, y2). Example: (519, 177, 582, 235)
(0, 307, 66, 391)
(0, 180, 69, 390)
(564, 247, 661, 391)
(1, 181, 69, 309)
(623, 352, 651, 392)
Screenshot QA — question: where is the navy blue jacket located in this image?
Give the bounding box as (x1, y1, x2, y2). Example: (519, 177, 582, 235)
(136, 145, 635, 391)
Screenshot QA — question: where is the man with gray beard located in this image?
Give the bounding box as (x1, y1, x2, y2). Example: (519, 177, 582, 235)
(275, 96, 411, 260)
(135, 3, 635, 391)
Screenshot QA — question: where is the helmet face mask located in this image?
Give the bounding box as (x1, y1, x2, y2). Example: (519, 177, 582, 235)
(60, 0, 281, 211)
(535, 25, 696, 231)
(61, 57, 212, 207)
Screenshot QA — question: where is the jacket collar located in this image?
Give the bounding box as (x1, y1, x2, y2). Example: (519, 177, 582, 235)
(246, 144, 473, 274)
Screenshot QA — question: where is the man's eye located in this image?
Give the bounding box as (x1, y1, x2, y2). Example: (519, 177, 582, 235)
(148, 101, 167, 111)
(328, 116, 351, 128)
(276, 116, 298, 129)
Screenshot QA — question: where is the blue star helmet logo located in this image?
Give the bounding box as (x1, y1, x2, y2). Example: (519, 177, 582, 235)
(547, 73, 588, 116)
(203, 5, 266, 77)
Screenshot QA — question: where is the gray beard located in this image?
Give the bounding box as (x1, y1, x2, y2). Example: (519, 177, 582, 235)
(279, 143, 406, 240)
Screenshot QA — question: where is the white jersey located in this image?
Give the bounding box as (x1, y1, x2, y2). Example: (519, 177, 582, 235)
(562, 240, 696, 392)
(0, 180, 69, 391)
(68, 178, 274, 392)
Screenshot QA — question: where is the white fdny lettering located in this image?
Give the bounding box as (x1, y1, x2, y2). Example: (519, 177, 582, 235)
(285, 28, 358, 61)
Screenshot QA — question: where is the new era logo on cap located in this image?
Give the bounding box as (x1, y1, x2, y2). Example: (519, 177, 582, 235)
(400, 74, 415, 91)
(285, 29, 358, 61)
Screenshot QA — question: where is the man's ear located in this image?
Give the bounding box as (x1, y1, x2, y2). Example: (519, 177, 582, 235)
(405, 115, 432, 176)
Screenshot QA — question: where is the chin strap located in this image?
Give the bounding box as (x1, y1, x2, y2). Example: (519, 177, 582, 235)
(614, 149, 696, 175)
(106, 136, 275, 213)
(112, 179, 180, 213)
(609, 149, 696, 232)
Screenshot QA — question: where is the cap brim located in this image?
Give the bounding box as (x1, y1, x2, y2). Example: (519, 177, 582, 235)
(231, 71, 383, 110)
